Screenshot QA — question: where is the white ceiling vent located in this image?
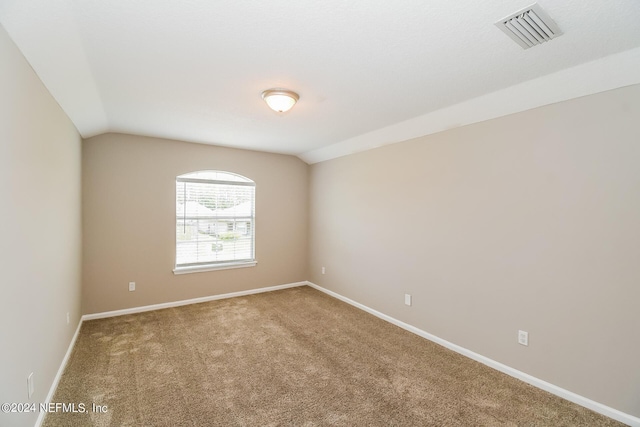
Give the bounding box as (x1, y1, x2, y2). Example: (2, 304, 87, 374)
(495, 3, 562, 49)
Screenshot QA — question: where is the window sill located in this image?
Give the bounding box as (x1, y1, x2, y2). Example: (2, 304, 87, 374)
(173, 261, 257, 275)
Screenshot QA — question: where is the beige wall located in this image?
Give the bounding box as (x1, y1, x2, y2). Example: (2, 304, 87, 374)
(309, 84, 640, 417)
(82, 133, 308, 314)
(0, 25, 82, 427)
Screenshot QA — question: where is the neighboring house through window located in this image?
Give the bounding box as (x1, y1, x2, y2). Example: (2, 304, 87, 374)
(174, 170, 256, 274)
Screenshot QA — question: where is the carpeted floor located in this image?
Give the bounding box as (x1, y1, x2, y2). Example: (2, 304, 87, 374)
(44, 286, 624, 426)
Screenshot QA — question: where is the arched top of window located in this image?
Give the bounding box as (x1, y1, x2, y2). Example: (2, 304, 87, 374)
(177, 170, 254, 184)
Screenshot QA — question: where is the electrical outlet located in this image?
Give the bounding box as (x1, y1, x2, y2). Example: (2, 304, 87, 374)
(129, 282, 136, 292)
(518, 330, 529, 346)
(404, 294, 412, 306)
(27, 373, 34, 399)
(66, 312, 70, 325)
(321, 267, 326, 275)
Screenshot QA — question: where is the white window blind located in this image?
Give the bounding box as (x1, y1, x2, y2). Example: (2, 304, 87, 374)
(175, 170, 255, 273)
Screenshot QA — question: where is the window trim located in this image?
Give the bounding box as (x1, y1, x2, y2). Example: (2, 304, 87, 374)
(174, 170, 256, 274)
(173, 260, 257, 275)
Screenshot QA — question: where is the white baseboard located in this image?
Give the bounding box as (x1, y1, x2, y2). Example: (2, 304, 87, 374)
(35, 319, 83, 427)
(305, 281, 639, 427)
(82, 281, 307, 321)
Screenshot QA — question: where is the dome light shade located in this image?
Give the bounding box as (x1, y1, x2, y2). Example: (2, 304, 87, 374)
(261, 89, 299, 113)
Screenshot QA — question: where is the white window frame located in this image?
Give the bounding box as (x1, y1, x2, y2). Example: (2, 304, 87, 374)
(173, 171, 256, 274)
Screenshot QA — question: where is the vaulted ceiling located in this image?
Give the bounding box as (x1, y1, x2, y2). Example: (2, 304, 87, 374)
(1, 1, 639, 163)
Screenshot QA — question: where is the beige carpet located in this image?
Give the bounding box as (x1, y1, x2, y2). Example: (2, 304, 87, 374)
(44, 286, 624, 426)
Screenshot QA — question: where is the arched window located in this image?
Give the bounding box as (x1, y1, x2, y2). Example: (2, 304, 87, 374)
(174, 170, 256, 273)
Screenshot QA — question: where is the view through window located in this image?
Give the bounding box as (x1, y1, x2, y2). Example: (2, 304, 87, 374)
(175, 170, 255, 272)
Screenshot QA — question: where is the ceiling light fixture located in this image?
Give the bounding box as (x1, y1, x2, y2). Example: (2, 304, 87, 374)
(261, 89, 299, 113)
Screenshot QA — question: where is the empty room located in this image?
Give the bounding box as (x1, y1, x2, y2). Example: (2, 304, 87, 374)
(1, 1, 639, 426)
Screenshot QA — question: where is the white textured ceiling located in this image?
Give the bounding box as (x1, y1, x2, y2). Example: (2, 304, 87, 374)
(1, 0, 640, 163)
